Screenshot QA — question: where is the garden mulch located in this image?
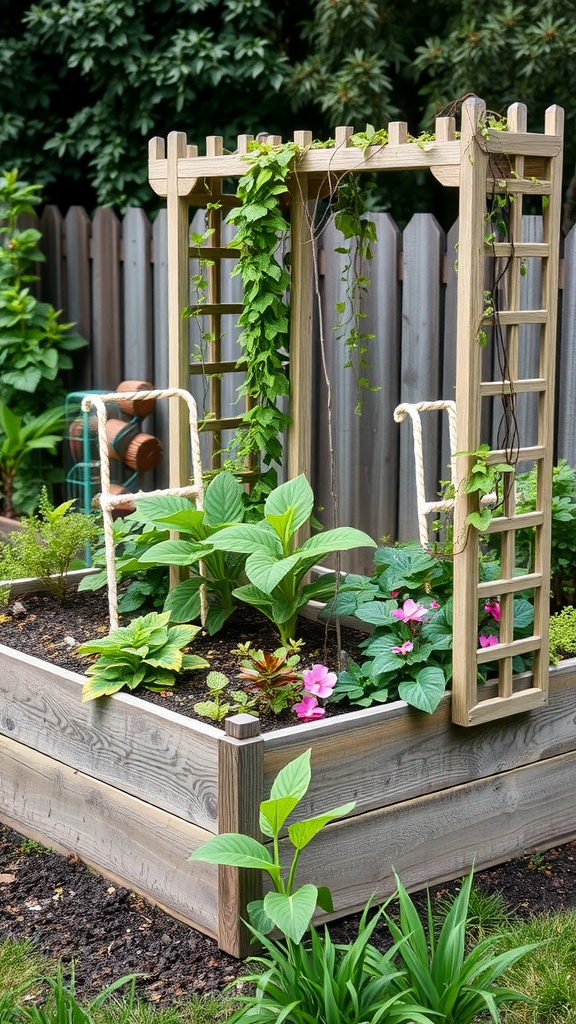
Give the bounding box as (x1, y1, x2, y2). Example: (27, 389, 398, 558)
(2, 588, 576, 1004)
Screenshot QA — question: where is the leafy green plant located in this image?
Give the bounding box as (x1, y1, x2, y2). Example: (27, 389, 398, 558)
(232, 639, 304, 714)
(514, 460, 576, 611)
(549, 606, 576, 666)
(329, 542, 533, 713)
(78, 610, 209, 702)
(0, 404, 66, 518)
(384, 867, 536, 1024)
(189, 748, 355, 944)
(0, 488, 99, 600)
(458, 443, 514, 532)
(206, 474, 376, 644)
(136, 472, 249, 634)
(193, 670, 257, 723)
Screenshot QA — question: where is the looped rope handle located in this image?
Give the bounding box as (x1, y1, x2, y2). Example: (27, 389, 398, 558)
(82, 388, 207, 632)
(394, 401, 457, 548)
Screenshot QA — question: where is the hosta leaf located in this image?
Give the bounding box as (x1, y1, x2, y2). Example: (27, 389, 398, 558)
(263, 885, 318, 943)
(126, 495, 191, 523)
(209, 522, 282, 556)
(138, 539, 204, 567)
(264, 474, 314, 535)
(247, 899, 274, 934)
(204, 470, 244, 526)
(299, 527, 376, 557)
(181, 654, 210, 671)
(163, 578, 202, 623)
(245, 550, 301, 595)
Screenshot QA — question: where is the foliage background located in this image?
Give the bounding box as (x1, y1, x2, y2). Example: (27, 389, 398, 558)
(2, 0, 575, 223)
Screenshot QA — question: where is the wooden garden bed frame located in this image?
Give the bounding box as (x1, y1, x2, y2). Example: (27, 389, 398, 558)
(0, 96, 570, 958)
(2, 639, 576, 956)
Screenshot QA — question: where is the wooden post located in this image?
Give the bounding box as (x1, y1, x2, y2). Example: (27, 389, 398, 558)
(452, 96, 488, 726)
(217, 714, 264, 957)
(165, 132, 192, 490)
(288, 131, 314, 483)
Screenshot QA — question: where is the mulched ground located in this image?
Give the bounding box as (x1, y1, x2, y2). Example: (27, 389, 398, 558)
(2, 587, 576, 1004)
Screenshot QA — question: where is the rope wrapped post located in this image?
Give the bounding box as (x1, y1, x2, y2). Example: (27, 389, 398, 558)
(82, 388, 206, 632)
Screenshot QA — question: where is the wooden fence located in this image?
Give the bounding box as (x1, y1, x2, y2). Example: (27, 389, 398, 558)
(29, 205, 576, 571)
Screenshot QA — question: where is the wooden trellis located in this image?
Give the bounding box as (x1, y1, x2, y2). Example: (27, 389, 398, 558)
(148, 95, 564, 727)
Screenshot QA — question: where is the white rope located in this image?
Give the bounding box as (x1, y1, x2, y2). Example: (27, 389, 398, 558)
(394, 401, 457, 548)
(82, 388, 207, 632)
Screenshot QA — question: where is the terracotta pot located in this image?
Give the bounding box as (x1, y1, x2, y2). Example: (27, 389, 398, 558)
(105, 419, 141, 461)
(68, 416, 99, 464)
(122, 433, 163, 472)
(105, 484, 136, 519)
(116, 380, 157, 418)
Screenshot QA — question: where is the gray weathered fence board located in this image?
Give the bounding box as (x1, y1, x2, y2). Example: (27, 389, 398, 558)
(27, 206, 576, 550)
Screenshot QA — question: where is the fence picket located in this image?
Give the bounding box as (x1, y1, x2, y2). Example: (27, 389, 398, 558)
(21, 205, 575, 552)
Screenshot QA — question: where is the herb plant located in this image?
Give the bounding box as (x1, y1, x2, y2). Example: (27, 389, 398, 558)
(78, 610, 209, 702)
(206, 474, 376, 644)
(193, 670, 257, 723)
(0, 488, 99, 600)
(189, 748, 355, 943)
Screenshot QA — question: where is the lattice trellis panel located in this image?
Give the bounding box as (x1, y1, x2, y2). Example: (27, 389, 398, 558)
(451, 98, 564, 726)
(149, 97, 564, 727)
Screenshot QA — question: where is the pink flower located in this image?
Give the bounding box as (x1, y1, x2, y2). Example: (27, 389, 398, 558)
(479, 634, 499, 648)
(392, 641, 414, 656)
(430, 599, 440, 609)
(390, 589, 400, 598)
(484, 600, 501, 623)
(293, 695, 325, 720)
(302, 664, 337, 698)
(391, 599, 428, 624)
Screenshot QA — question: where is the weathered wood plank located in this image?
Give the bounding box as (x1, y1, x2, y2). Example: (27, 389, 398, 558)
(280, 746, 576, 917)
(152, 209, 169, 488)
(92, 207, 122, 388)
(557, 224, 576, 466)
(0, 644, 220, 831)
(64, 206, 92, 391)
(398, 214, 444, 541)
(122, 207, 153, 384)
(263, 660, 576, 821)
(0, 734, 219, 936)
(39, 206, 64, 310)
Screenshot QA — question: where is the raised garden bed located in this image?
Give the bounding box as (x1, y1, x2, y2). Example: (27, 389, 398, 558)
(2, 607, 576, 957)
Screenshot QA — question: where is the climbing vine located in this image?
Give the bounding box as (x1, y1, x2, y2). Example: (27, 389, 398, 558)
(225, 140, 298, 470)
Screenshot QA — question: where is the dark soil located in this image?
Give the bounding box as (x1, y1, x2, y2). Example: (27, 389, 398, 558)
(2, 588, 576, 1005)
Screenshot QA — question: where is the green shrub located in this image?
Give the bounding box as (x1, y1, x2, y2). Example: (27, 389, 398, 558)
(549, 606, 576, 665)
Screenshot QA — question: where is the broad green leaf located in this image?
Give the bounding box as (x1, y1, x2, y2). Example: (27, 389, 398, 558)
(270, 748, 311, 801)
(287, 802, 356, 850)
(259, 796, 299, 838)
(316, 886, 334, 914)
(125, 495, 191, 523)
(188, 833, 273, 871)
(355, 600, 395, 626)
(181, 653, 210, 671)
(263, 885, 318, 943)
(247, 898, 274, 934)
(153, 509, 206, 535)
(299, 526, 377, 557)
(245, 550, 301, 595)
(264, 475, 314, 535)
(398, 666, 446, 714)
(209, 522, 282, 556)
(265, 507, 295, 547)
(82, 675, 125, 701)
(163, 578, 202, 622)
(203, 470, 244, 526)
(138, 539, 205, 567)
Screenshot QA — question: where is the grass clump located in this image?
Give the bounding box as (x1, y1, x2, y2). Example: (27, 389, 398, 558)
(497, 909, 576, 1023)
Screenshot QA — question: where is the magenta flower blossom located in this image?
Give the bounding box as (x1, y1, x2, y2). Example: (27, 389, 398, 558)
(391, 599, 428, 624)
(293, 695, 325, 720)
(302, 664, 337, 698)
(484, 600, 501, 623)
(392, 640, 414, 656)
(479, 634, 499, 648)
(390, 589, 400, 598)
(430, 599, 440, 609)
